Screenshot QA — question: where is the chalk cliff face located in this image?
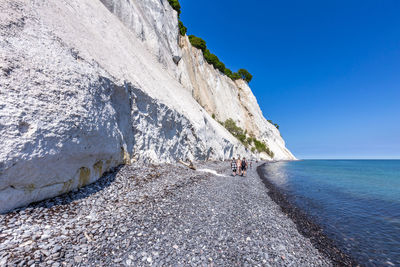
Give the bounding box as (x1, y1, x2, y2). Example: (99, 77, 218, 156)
(0, 0, 295, 212)
(177, 37, 294, 160)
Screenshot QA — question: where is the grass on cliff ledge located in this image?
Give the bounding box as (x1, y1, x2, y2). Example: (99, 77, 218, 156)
(220, 118, 274, 158)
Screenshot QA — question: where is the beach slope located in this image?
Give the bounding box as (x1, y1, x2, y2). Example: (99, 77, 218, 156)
(1, 162, 330, 266)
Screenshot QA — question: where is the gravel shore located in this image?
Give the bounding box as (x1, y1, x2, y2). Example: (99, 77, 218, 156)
(1, 161, 332, 266)
(257, 163, 359, 266)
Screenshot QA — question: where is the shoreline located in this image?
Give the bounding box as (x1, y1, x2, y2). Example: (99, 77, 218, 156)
(257, 162, 359, 266)
(1, 161, 334, 266)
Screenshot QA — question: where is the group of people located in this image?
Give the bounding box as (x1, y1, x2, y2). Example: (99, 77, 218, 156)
(231, 157, 252, 176)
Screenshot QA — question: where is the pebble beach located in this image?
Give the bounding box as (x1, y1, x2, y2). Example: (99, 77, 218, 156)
(1, 161, 333, 266)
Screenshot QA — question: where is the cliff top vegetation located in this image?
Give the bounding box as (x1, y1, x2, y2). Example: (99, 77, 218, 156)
(169, 0, 253, 83)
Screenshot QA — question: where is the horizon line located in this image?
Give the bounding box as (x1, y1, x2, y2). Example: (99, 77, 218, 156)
(297, 158, 400, 160)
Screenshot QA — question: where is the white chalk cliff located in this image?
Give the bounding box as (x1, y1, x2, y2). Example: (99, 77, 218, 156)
(0, 0, 295, 213)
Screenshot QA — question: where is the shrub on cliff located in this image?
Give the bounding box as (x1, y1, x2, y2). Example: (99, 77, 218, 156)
(223, 119, 243, 137)
(254, 139, 267, 153)
(172, 1, 254, 83)
(247, 137, 254, 145)
(268, 148, 275, 158)
(189, 35, 207, 52)
(238, 69, 253, 83)
(192, 42, 252, 82)
(224, 68, 233, 78)
(237, 133, 248, 146)
(222, 118, 274, 157)
(215, 61, 226, 73)
(267, 119, 280, 130)
(253, 139, 274, 158)
(178, 20, 187, 36)
(203, 49, 229, 74)
(204, 49, 218, 66)
(168, 0, 181, 16)
(221, 118, 274, 157)
(231, 72, 241, 80)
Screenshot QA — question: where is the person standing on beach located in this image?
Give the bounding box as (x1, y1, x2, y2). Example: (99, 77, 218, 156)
(231, 157, 237, 176)
(241, 157, 248, 176)
(236, 157, 242, 176)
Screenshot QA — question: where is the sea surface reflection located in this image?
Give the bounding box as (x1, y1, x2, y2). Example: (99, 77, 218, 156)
(262, 160, 400, 266)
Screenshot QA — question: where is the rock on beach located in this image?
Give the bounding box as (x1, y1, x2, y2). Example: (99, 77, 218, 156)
(0, 161, 332, 266)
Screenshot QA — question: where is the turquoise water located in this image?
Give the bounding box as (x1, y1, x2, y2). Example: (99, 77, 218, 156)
(261, 160, 400, 266)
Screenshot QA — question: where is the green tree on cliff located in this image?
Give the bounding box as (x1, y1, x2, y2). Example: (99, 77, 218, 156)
(167, 0, 255, 83)
(231, 72, 241, 80)
(189, 35, 207, 52)
(238, 69, 253, 83)
(178, 20, 187, 36)
(168, 0, 181, 16)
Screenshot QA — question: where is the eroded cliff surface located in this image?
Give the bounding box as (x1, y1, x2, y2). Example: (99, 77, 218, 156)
(0, 0, 294, 212)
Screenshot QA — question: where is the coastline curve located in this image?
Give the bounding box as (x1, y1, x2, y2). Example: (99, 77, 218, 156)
(256, 163, 359, 266)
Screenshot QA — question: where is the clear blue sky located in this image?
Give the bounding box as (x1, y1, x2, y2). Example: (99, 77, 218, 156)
(180, 0, 400, 159)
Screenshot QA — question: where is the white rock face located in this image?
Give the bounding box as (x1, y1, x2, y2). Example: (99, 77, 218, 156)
(0, 0, 295, 212)
(177, 37, 294, 160)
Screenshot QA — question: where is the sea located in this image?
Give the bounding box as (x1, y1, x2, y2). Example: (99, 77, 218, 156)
(261, 160, 400, 266)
